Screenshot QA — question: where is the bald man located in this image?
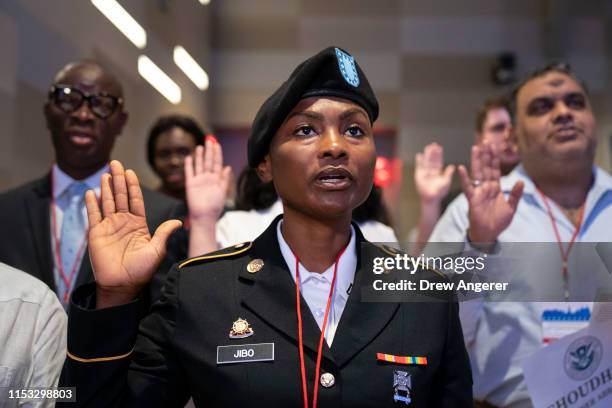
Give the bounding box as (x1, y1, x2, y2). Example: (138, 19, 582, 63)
(0, 61, 185, 306)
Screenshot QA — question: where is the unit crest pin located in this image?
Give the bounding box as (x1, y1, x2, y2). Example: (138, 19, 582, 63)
(229, 317, 254, 339)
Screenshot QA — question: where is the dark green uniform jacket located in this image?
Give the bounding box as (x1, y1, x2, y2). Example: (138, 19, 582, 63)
(60, 217, 472, 407)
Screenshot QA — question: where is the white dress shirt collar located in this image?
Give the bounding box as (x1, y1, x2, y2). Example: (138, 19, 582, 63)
(276, 220, 357, 302)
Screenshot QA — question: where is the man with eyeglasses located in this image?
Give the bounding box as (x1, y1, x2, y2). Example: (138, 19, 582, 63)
(0, 60, 185, 307)
(428, 64, 612, 407)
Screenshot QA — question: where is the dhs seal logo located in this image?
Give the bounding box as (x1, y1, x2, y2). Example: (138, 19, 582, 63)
(335, 48, 360, 87)
(564, 335, 603, 381)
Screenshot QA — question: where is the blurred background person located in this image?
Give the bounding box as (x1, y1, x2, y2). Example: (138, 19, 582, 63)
(408, 95, 520, 255)
(147, 114, 206, 201)
(234, 166, 279, 212)
(146, 115, 236, 260)
(0, 263, 66, 408)
(0, 61, 185, 306)
(475, 95, 520, 176)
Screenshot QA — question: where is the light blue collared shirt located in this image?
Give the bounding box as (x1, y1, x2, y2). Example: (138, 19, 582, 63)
(51, 164, 108, 302)
(428, 164, 612, 407)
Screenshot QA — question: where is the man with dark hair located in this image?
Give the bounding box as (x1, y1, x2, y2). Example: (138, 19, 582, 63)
(429, 63, 612, 406)
(0, 60, 185, 306)
(146, 114, 206, 200)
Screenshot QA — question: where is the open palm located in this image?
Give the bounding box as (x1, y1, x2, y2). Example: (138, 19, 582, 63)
(86, 161, 182, 304)
(414, 143, 455, 203)
(185, 138, 232, 222)
(459, 144, 524, 244)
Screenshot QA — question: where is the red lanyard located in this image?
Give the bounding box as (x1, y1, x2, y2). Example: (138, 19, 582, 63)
(51, 171, 89, 303)
(294, 244, 348, 408)
(537, 188, 585, 301)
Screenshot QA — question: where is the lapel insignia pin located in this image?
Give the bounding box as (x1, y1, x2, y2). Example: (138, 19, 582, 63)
(229, 317, 254, 339)
(247, 259, 264, 274)
(393, 370, 412, 405)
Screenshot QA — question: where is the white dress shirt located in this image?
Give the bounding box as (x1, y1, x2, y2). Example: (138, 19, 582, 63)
(216, 200, 284, 248)
(428, 164, 612, 407)
(277, 221, 357, 347)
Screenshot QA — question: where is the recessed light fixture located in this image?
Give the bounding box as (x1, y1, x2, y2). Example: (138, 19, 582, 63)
(91, 0, 147, 49)
(137, 55, 182, 104)
(173, 46, 209, 90)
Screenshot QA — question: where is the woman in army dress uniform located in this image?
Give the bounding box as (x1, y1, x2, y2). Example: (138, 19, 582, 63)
(60, 47, 472, 407)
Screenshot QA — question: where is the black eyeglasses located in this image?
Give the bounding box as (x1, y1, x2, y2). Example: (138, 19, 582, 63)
(48, 85, 123, 119)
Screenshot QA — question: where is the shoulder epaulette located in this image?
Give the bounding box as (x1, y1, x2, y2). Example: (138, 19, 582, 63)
(179, 242, 252, 269)
(377, 244, 401, 257)
(375, 244, 446, 279)
(423, 266, 446, 279)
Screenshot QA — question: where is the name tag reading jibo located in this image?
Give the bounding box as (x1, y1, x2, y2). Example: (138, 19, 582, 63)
(216, 343, 275, 365)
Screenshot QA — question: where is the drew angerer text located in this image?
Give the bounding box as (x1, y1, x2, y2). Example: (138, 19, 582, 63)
(372, 279, 509, 293)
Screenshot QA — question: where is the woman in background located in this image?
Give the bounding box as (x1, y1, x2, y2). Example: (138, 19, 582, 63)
(147, 114, 207, 201)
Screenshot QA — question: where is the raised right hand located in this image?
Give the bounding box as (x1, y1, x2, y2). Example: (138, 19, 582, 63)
(185, 137, 232, 223)
(458, 143, 524, 245)
(86, 160, 182, 308)
(414, 143, 455, 205)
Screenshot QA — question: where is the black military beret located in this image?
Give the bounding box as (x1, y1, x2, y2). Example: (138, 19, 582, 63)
(248, 46, 379, 167)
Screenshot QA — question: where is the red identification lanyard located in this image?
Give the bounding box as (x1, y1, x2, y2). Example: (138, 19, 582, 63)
(51, 170, 89, 303)
(294, 243, 348, 408)
(536, 188, 585, 301)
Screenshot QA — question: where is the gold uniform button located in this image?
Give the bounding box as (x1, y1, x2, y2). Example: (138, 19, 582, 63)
(320, 372, 335, 388)
(247, 259, 264, 273)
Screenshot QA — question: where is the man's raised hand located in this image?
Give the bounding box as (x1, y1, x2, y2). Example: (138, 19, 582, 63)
(414, 143, 455, 205)
(458, 143, 523, 245)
